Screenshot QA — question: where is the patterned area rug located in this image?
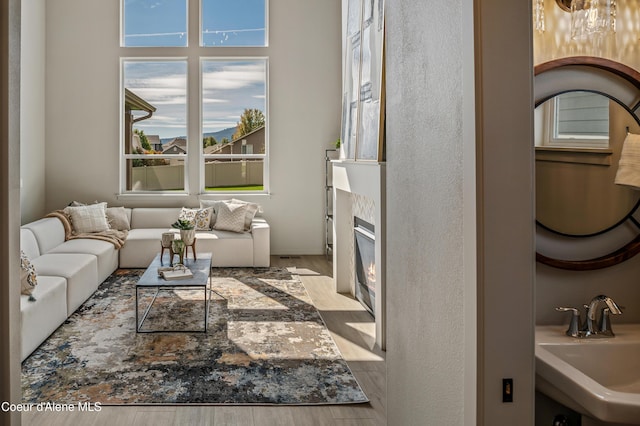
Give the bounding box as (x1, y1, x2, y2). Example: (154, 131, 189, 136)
(22, 268, 368, 405)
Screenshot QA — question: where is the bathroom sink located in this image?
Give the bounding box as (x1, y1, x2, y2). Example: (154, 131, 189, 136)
(536, 324, 640, 424)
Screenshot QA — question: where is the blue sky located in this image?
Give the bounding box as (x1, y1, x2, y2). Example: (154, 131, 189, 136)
(123, 0, 266, 141)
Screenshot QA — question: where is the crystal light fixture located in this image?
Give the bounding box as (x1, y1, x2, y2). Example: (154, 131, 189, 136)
(534, 0, 546, 33)
(570, 0, 616, 39)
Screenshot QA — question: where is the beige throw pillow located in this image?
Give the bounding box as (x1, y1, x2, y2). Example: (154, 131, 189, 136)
(106, 206, 130, 231)
(213, 202, 248, 233)
(64, 202, 110, 233)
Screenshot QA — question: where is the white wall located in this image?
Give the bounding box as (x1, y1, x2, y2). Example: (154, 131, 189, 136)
(20, 0, 46, 224)
(386, 0, 534, 424)
(1, 0, 24, 423)
(385, 0, 470, 423)
(44, 0, 342, 255)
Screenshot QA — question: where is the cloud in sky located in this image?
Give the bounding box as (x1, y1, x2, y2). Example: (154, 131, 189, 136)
(125, 59, 266, 137)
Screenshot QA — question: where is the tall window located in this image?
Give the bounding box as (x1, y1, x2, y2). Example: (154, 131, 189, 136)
(121, 0, 268, 194)
(123, 60, 188, 192)
(202, 59, 266, 191)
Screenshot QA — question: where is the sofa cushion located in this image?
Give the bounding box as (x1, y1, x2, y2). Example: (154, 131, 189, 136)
(20, 228, 40, 260)
(21, 275, 67, 361)
(49, 239, 119, 283)
(194, 231, 254, 267)
(130, 208, 182, 229)
(31, 253, 98, 316)
(22, 217, 66, 255)
(21, 275, 67, 362)
(119, 228, 175, 268)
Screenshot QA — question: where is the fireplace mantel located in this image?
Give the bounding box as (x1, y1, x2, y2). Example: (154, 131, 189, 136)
(332, 160, 386, 349)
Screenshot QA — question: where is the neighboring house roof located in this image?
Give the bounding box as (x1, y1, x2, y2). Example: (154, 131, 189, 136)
(162, 137, 187, 154)
(124, 88, 156, 123)
(147, 135, 161, 146)
(204, 126, 265, 154)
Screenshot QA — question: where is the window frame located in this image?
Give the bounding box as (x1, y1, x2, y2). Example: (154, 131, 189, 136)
(119, 0, 269, 197)
(120, 57, 191, 195)
(199, 56, 269, 194)
(542, 91, 610, 150)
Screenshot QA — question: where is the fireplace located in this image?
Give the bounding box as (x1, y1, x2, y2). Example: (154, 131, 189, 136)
(354, 217, 375, 317)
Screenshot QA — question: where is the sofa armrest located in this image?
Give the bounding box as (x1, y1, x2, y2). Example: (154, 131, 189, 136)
(251, 218, 270, 267)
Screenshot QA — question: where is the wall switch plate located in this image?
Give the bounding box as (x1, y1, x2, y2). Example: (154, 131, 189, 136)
(503, 378, 513, 402)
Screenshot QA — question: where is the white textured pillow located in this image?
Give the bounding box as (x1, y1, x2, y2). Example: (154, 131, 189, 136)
(179, 207, 213, 230)
(231, 198, 260, 230)
(200, 199, 259, 230)
(213, 202, 248, 233)
(64, 202, 110, 233)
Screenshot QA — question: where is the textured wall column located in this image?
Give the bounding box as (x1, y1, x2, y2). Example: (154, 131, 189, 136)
(0, 0, 23, 424)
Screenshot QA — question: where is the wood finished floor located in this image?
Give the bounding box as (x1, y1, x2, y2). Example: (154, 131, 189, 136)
(22, 255, 386, 426)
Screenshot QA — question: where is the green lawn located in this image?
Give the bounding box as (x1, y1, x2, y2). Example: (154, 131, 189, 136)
(205, 185, 264, 191)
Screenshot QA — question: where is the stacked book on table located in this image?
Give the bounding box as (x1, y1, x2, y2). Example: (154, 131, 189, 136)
(158, 267, 193, 280)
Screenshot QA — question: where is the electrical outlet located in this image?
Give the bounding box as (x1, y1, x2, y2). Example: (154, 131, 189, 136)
(502, 378, 513, 403)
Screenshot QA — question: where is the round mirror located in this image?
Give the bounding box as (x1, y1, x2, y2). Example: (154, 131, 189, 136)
(535, 91, 640, 237)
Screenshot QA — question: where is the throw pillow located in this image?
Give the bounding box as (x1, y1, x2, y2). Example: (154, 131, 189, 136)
(64, 202, 110, 234)
(106, 206, 131, 231)
(231, 198, 260, 231)
(213, 202, 248, 233)
(20, 250, 37, 301)
(199, 199, 225, 225)
(200, 199, 260, 231)
(179, 207, 213, 231)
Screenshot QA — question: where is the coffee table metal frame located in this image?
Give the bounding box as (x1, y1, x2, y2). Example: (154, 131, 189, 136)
(135, 252, 212, 333)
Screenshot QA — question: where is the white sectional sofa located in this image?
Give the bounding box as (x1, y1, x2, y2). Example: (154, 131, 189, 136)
(119, 208, 270, 268)
(19, 206, 270, 361)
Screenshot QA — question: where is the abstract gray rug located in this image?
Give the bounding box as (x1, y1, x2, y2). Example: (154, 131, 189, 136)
(21, 268, 368, 405)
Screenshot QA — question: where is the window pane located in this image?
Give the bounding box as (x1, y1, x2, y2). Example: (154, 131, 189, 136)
(201, 0, 267, 46)
(202, 59, 266, 192)
(126, 159, 185, 191)
(555, 92, 609, 139)
(204, 159, 264, 191)
(123, 60, 187, 192)
(123, 0, 187, 47)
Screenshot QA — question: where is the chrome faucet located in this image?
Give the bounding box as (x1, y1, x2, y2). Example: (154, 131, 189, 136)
(556, 294, 622, 338)
(583, 295, 622, 336)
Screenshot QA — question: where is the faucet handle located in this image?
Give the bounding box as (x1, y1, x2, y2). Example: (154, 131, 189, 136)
(556, 307, 581, 337)
(599, 306, 623, 336)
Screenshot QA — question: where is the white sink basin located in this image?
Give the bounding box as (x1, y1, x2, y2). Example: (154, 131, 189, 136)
(536, 324, 640, 424)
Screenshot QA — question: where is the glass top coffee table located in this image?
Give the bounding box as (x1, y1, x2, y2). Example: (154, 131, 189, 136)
(135, 252, 212, 333)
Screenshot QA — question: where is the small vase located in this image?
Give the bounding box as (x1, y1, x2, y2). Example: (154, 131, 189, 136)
(171, 239, 185, 266)
(180, 229, 195, 246)
(161, 232, 175, 248)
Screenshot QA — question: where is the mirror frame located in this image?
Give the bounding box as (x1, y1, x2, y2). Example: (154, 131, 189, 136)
(535, 89, 640, 237)
(535, 57, 640, 270)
